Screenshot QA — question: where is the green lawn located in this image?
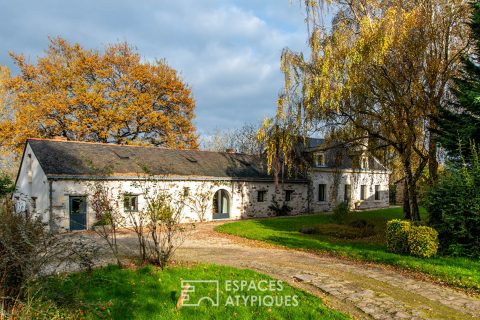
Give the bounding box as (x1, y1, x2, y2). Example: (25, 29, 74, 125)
(32, 264, 347, 320)
(216, 207, 480, 292)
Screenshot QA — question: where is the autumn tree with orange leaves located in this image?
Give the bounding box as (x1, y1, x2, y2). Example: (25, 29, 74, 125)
(0, 37, 198, 155)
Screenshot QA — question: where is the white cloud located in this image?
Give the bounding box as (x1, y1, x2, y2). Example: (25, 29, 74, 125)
(0, 0, 308, 135)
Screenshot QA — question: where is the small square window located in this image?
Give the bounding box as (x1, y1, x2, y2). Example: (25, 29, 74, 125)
(257, 190, 267, 202)
(285, 190, 294, 202)
(31, 196, 37, 212)
(360, 185, 366, 200)
(124, 195, 138, 212)
(318, 184, 326, 202)
(374, 185, 380, 200)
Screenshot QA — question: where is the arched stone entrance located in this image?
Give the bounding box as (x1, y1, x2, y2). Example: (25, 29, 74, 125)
(212, 189, 230, 219)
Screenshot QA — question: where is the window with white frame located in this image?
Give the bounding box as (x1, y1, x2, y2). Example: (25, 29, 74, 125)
(360, 185, 366, 200)
(361, 156, 369, 170)
(313, 152, 326, 167)
(124, 195, 138, 212)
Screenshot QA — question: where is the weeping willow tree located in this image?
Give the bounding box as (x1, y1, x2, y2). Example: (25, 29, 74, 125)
(265, 0, 471, 221)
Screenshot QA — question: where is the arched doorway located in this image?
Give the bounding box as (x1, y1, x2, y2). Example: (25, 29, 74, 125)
(213, 189, 230, 219)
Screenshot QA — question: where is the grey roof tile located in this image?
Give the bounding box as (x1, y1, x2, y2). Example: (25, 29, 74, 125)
(27, 139, 290, 180)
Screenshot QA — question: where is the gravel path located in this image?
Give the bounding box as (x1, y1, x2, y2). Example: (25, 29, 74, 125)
(71, 222, 480, 320)
(171, 222, 480, 320)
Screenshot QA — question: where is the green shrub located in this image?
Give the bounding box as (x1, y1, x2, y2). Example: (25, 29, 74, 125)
(386, 219, 411, 254)
(332, 201, 350, 223)
(424, 145, 480, 258)
(0, 171, 15, 196)
(407, 226, 439, 258)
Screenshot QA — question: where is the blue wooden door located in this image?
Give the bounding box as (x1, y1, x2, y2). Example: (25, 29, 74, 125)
(69, 196, 87, 231)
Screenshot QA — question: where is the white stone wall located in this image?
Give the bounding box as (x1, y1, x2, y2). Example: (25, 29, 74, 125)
(14, 142, 390, 233)
(309, 168, 389, 212)
(14, 144, 50, 224)
(48, 178, 308, 231)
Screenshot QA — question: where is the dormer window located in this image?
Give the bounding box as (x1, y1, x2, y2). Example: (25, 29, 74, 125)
(313, 152, 326, 167)
(361, 156, 369, 170)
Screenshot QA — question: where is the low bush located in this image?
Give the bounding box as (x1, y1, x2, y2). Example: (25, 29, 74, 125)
(332, 202, 350, 223)
(386, 219, 411, 254)
(408, 226, 439, 258)
(0, 198, 100, 313)
(0, 199, 46, 307)
(386, 220, 439, 258)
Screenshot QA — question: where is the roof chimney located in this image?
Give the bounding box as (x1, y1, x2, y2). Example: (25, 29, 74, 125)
(52, 136, 68, 141)
(225, 148, 236, 153)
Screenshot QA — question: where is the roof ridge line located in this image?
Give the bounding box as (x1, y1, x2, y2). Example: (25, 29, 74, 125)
(26, 138, 255, 156)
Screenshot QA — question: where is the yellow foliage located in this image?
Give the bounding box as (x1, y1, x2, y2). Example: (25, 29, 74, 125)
(269, 0, 470, 183)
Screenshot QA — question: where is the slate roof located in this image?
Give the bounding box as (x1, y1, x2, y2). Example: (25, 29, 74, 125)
(302, 137, 388, 171)
(27, 139, 304, 181)
(317, 146, 388, 171)
(305, 137, 326, 149)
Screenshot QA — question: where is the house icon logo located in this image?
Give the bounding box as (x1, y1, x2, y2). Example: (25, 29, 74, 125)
(180, 280, 220, 307)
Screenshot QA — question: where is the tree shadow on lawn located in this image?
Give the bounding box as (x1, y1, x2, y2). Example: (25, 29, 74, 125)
(38, 265, 180, 319)
(263, 234, 386, 259)
(262, 234, 480, 289)
(38, 264, 350, 320)
(250, 207, 407, 234)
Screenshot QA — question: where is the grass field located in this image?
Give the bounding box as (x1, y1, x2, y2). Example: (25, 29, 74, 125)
(31, 264, 347, 319)
(216, 207, 480, 292)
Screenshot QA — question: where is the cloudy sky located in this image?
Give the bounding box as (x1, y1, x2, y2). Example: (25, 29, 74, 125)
(0, 0, 309, 137)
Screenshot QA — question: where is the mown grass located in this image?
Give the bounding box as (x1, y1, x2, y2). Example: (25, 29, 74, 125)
(32, 264, 348, 319)
(216, 207, 480, 292)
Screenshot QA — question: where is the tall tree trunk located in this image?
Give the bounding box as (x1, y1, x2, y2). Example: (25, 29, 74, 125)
(428, 124, 439, 184)
(407, 179, 420, 221)
(403, 154, 421, 221)
(402, 180, 411, 220)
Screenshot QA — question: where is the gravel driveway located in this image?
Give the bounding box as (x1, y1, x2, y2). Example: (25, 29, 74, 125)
(73, 221, 480, 320)
(173, 222, 480, 320)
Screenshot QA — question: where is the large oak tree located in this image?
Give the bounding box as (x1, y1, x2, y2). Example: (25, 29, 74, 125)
(0, 37, 198, 154)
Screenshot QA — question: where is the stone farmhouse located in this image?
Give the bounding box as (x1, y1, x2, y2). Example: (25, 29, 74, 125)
(14, 137, 390, 232)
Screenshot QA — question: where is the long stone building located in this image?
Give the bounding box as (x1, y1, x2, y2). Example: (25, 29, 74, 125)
(14, 137, 390, 232)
